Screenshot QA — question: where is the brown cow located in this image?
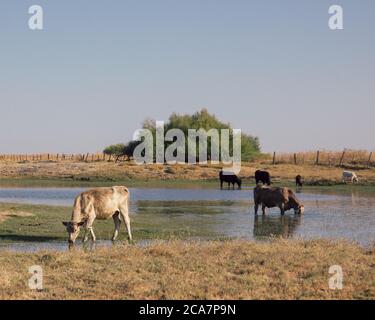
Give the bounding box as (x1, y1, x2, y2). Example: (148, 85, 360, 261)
(253, 186, 304, 215)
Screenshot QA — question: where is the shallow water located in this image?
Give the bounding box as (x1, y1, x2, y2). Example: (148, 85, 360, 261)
(0, 187, 375, 250)
(0, 187, 342, 205)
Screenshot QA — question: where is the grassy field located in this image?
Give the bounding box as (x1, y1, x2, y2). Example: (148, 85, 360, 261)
(0, 239, 374, 299)
(1, 159, 375, 188)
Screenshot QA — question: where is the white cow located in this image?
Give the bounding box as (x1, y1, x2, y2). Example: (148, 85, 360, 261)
(342, 171, 359, 183)
(62, 186, 132, 244)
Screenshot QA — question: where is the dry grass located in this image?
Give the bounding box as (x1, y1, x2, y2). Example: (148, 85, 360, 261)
(1, 159, 375, 185)
(0, 210, 34, 223)
(275, 149, 374, 166)
(0, 240, 374, 300)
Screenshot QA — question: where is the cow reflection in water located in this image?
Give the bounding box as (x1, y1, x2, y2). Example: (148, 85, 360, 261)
(253, 215, 302, 239)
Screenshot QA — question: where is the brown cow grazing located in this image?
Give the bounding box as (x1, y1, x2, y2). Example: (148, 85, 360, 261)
(284, 189, 305, 214)
(219, 170, 242, 189)
(295, 175, 303, 187)
(253, 186, 304, 215)
(62, 186, 132, 244)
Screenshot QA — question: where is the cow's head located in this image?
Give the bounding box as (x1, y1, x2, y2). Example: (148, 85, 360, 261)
(62, 221, 85, 243)
(295, 205, 304, 215)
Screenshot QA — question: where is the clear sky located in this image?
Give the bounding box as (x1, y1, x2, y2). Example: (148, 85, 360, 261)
(0, 0, 374, 153)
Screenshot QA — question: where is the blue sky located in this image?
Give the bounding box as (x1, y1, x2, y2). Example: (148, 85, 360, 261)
(0, 0, 374, 153)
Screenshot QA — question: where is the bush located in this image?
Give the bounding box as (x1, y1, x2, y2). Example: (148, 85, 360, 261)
(104, 109, 261, 162)
(103, 144, 125, 156)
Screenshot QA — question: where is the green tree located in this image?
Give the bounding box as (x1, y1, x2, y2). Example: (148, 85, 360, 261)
(165, 109, 261, 161)
(104, 109, 261, 162)
(103, 143, 126, 156)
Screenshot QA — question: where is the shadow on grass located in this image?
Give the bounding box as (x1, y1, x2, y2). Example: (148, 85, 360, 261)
(0, 234, 60, 242)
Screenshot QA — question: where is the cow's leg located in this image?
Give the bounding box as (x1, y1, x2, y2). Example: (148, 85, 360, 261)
(220, 180, 223, 189)
(112, 212, 121, 241)
(84, 220, 96, 242)
(119, 201, 132, 241)
(83, 209, 96, 242)
(82, 230, 88, 242)
(262, 205, 266, 215)
(89, 227, 96, 242)
(279, 204, 285, 216)
(254, 202, 259, 215)
(83, 223, 96, 242)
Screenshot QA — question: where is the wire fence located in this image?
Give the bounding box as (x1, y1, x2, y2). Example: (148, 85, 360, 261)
(0, 153, 130, 163)
(268, 149, 374, 167)
(0, 149, 374, 167)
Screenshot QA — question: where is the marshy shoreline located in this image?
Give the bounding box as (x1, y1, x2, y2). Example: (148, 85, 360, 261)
(1, 160, 375, 300)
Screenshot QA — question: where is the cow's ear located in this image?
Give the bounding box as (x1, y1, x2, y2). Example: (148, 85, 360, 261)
(77, 221, 85, 226)
(62, 221, 69, 226)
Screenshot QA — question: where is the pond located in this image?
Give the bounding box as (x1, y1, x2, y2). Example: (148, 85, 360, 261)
(0, 187, 374, 251)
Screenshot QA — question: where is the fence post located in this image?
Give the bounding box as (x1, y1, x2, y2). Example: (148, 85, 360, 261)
(272, 152, 276, 165)
(294, 153, 297, 165)
(339, 149, 346, 166)
(368, 152, 373, 167)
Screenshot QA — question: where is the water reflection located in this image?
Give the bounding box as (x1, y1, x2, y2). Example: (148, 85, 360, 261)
(295, 188, 303, 194)
(253, 215, 302, 239)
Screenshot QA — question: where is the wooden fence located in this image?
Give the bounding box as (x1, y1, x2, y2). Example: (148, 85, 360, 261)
(269, 149, 374, 167)
(0, 149, 374, 167)
(0, 153, 130, 163)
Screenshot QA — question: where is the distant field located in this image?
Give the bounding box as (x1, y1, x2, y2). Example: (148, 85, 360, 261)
(1, 158, 375, 188)
(0, 240, 374, 299)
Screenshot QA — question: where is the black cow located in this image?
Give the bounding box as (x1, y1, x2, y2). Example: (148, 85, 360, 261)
(255, 170, 271, 185)
(295, 175, 303, 187)
(219, 170, 242, 189)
